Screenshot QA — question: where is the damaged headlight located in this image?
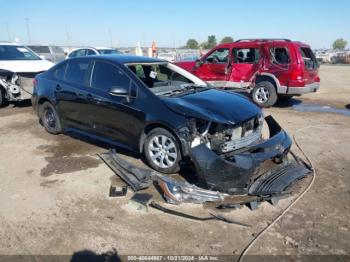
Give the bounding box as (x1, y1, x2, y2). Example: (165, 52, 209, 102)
(157, 175, 227, 204)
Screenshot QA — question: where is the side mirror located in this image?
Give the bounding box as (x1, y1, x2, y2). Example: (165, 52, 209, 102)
(195, 59, 203, 68)
(109, 86, 129, 97)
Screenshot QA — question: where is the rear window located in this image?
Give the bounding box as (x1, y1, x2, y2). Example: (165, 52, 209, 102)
(270, 47, 290, 64)
(51, 46, 64, 54)
(28, 46, 50, 53)
(52, 62, 67, 81)
(299, 47, 318, 70)
(98, 49, 121, 55)
(65, 60, 91, 84)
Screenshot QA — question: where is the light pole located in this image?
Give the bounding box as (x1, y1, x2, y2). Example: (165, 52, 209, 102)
(25, 18, 31, 44)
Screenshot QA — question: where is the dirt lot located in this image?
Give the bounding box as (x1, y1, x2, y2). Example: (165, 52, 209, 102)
(0, 65, 349, 260)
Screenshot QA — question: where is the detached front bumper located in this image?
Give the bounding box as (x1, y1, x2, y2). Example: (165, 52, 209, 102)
(190, 116, 293, 194)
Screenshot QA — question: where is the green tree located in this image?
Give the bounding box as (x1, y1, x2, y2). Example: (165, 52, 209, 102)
(201, 35, 217, 49)
(333, 38, 347, 50)
(220, 36, 234, 44)
(207, 35, 217, 49)
(186, 39, 199, 49)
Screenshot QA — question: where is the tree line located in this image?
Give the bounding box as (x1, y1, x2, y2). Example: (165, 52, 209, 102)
(185, 35, 233, 49)
(185, 36, 348, 50)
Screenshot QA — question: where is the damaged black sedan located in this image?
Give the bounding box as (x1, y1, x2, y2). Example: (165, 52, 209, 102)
(32, 55, 309, 198)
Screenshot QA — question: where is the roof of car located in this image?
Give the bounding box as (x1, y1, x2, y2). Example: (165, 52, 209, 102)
(72, 54, 163, 64)
(0, 42, 22, 46)
(216, 39, 310, 48)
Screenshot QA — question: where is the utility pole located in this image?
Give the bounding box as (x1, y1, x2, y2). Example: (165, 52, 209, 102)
(65, 25, 71, 46)
(108, 28, 113, 47)
(142, 32, 145, 48)
(25, 18, 31, 44)
(6, 22, 11, 41)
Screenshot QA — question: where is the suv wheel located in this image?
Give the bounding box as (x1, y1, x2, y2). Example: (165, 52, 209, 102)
(144, 128, 181, 174)
(252, 81, 277, 107)
(40, 102, 62, 134)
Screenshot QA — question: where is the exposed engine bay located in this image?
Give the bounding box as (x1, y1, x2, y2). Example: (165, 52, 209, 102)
(0, 69, 38, 101)
(188, 113, 264, 154)
(100, 115, 312, 208)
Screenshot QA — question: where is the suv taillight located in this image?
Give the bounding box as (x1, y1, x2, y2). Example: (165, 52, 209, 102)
(290, 70, 303, 81)
(33, 78, 38, 86)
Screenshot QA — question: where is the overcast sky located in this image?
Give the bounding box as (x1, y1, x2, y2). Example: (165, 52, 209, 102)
(1, 0, 349, 48)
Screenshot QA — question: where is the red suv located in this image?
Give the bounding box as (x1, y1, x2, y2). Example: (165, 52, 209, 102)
(176, 39, 320, 107)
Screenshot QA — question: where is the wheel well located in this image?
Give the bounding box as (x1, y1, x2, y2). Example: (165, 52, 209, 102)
(38, 97, 50, 106)
(139, 123, 183, 155)
(255, 75, 277, 90)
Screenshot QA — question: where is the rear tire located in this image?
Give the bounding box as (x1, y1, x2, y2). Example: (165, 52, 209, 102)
(252, 81, 278, 107)
(39, 102, 62, 134)
(144, 128, 181, 174)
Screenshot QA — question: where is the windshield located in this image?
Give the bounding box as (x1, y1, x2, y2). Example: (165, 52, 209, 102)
(0, 45, 41, 60)
(98, 49, 121, 55)
(127, 62, 208, 97)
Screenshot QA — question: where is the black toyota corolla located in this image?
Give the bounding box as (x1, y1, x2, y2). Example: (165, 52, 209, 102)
(32, 55, 291, 179)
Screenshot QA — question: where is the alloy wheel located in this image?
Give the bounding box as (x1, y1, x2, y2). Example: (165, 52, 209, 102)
(148, 135, 178, 169)
(255, 87, 270, 104)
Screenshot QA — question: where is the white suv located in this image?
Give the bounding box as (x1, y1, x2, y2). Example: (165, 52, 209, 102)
(0, 42, 54, 107)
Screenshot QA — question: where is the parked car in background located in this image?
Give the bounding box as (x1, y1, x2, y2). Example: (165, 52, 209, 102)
(27, 45, 66, 63)
(0, 42, 54, 107)
(157, 52, 176, 63)
(176, 39, 320, 107)
(66, 47, 122, 58)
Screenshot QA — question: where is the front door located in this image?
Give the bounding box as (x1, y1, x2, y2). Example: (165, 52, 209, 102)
(195, 47, 230, 82)
(87, 61, 144, 149)
(229, 47, 261, 87)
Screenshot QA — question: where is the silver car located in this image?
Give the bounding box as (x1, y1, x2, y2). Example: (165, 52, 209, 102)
(27, 45, 66, 63)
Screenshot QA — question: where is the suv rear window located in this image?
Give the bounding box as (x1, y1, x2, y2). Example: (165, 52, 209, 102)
(299, 47, 318, 70)
(270, 47, 290, 64)
(65, 60, 91, 84)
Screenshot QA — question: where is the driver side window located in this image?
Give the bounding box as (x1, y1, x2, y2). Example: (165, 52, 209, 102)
(91, 61, 131, 92)
(205, 48, 229, 64)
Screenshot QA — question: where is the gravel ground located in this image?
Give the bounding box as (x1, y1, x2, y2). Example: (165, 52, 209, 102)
(0, 65, 349, 260)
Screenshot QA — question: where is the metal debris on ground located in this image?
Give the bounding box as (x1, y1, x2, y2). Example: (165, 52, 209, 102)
(150, 201, 251, 227)
(109, 185, 128, 197)
(127, 193, 153, 213)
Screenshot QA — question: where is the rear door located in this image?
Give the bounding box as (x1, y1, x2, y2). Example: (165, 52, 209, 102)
(265, 44, 294, 87)
(195, 47, 230, 81)
(229, 47, 261, 85)
(55, 59, 93, 130)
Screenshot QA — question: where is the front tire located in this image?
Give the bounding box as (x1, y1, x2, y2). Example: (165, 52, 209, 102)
(0, 87, 7, 108)
(252, 81, 278, 107)
(144, 128, 181, 174)
(40, 102, 62, 134)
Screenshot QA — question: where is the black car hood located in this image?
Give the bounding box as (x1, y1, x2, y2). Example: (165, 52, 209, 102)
(161, 89, 261, 125)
